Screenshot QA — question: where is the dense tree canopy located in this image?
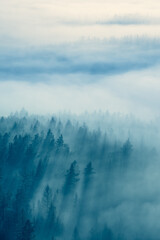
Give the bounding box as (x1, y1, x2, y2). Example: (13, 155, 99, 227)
(0, 113, 159, 240)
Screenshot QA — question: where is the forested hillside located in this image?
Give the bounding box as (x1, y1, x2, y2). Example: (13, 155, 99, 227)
(0, 113, 159, 240)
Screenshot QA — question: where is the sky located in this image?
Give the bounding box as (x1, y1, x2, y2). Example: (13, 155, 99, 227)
(0, 0, 160, 119)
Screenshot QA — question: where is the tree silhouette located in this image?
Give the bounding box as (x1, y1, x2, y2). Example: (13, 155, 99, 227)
(122, 139, 133, 158)
(84, 162, 95, 188)
(63, 161, 79, 196)
(42, 185, 53, 217)
(21, 220, 35, 240)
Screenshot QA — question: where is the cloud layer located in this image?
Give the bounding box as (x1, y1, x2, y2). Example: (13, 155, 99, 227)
(0, 0, 160, 119)
(1, 38, 160, 81)
(1, 0, 160, 45)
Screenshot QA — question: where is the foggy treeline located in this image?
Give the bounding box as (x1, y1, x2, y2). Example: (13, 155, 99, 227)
(0, 111, 160, 240)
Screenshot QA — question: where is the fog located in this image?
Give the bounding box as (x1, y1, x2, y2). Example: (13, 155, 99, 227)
(1, 0, 160, 45)
(1, 0, 160, 239)
(0, 68, 159, 120)
(0, 38, 160, 120)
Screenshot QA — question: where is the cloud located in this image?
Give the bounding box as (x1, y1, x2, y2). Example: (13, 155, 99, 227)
(1, 0, 160, 45)
(0, 37, 160, 119)
(0, 63, 160, 120)
(99, 15, 160, 25)
(61, 15, 160, 26)
(0, 37, 160, 81)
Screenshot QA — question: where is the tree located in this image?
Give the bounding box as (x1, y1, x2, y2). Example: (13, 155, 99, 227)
(21, 220, 35, 240)
(83, 162, 95, 189)
(122, 139, 132, 158)
(63, 161, 79, 196)
(56, 135, 64, 148)
(49, 117, 56, 131)
(32, 120, 40, 133)
(42, 185, 53, 217)
(34, 159, 47, 187)
(55, 134, 64, 155)
(121, 139, 133, 168)
(44, 203, 56, 238)
(44, 129, 55, 151)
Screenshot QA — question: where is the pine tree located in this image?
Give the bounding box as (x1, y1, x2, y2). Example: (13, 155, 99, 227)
(42, 185, 53, 217)
(122, 139, 132, 158)
(21, 220, 35, 240)
(121, 139, 133, 167)
(63, 161, 79, 196)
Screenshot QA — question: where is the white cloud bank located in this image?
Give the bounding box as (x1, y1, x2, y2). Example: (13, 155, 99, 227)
(1, 65, 160, 120)
(1, 0, 160, 46)
(0, 0, 160, 120)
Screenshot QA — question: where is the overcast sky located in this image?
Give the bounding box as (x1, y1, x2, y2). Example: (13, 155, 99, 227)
(0, 0, 160, 119)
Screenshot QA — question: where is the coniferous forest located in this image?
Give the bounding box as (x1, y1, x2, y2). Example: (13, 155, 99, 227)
(0, 112, 160, 240)
(1, 0, 160, 239)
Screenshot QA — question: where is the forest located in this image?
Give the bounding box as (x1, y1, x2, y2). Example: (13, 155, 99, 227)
(0, 111, 160, 240)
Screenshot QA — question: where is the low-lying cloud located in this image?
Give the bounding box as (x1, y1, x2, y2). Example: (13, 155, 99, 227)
(0, 38, 160, 81)
(0, 38, 160, 119)
(61, 15, 160, 26)
(0, 65, 160, 120)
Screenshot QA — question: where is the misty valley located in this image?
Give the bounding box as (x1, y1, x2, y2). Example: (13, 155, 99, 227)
(0, 112, 159, 240)
(1, 0, 160, 239)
